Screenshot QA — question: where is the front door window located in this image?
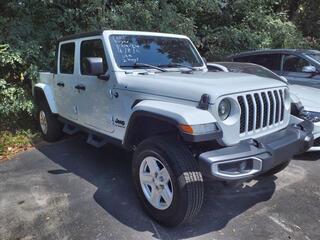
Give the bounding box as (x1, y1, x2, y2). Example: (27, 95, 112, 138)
(283, 55, 310, 73)
(282, 54, 320, 88)
(80, 39, 108, 75)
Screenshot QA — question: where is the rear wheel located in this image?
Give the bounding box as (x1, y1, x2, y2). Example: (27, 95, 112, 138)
(38, 100, 63, 142)
(132, 135, 204, 226)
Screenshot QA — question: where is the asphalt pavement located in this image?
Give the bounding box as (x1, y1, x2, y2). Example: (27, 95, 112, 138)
(0, 135, 319, 240)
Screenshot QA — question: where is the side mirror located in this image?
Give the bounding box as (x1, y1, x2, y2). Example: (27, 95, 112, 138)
(85, 57, 110, 80)
(302, 65, 317, 73)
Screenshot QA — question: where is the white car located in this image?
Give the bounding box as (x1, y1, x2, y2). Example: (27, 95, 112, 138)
(290, 85, 320, 149)
(207, 62, 320, 149)
(33, 31, 313, 226)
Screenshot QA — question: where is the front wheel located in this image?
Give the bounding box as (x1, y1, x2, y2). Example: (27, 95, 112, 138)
(132, 135, 204, 227)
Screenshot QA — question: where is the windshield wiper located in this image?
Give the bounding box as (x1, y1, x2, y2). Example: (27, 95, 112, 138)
(120, 62, 167, 72)
(159, 63, 196, 71)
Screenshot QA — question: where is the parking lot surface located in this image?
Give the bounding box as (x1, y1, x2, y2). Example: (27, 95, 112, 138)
(0, 135, 319, 240)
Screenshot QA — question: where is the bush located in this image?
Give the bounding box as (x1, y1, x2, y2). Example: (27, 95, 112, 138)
(0, 44, 36, 130)
(0, 0, 319, 131)
(0, 79, 34, 128)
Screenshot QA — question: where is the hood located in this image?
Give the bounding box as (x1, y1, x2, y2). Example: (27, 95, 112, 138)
(120, 71, 287, 103)
(290, 85, 320, 112)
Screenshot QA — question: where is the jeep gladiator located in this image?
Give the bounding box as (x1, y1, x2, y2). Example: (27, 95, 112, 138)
(33, 30, 314, 226)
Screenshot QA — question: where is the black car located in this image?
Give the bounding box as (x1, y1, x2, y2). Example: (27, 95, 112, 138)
(229, 49, 320, 88)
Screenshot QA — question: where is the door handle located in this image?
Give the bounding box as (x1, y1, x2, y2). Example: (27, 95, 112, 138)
(75, 84, 86, 91)
(57, 82, 65, 87)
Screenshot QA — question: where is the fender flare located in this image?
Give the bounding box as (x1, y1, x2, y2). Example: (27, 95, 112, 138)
(34, 83, 58, 114)
(123, 100, 221, 148)
(131, 100, 217, 125)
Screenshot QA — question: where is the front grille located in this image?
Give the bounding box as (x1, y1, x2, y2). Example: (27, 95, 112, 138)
(237, 89, 286, 134)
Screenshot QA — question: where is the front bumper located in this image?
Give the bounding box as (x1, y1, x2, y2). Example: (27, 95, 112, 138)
(309, 122, 320, 149)
(199, 121, 314, 180)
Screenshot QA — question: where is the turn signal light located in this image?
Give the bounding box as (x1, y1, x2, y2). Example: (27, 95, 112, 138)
(179, 123, 218, 135)
(179, 124, 194, 134)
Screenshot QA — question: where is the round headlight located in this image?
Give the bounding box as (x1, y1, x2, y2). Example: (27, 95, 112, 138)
(218, 99, 231, 120)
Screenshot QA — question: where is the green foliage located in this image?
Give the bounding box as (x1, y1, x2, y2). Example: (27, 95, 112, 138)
(104, 0, 318, 59)
(0, 44, 35, 130)
(0, 79, 33, 126)
(0, 0, 319, 130)
(107, 1, 196, 39)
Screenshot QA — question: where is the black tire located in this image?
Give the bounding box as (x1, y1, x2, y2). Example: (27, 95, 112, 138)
(262, 160, 290, 176)
(38, 100, 63, 142)
(132, 135, 204, 227)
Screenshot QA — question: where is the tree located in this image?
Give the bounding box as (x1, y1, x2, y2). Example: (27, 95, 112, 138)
(0, 0, 318, 128)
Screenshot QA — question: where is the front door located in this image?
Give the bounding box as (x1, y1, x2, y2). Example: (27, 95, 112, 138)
(54, 41, 78, 121)
(75, 38, 114, 133)
(282, 54, 320, 88)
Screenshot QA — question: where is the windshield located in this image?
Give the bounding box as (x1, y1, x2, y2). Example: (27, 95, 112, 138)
(109, 35, 203, 69)
(307, 53, 320, 63)
(219, 62, 282, 81)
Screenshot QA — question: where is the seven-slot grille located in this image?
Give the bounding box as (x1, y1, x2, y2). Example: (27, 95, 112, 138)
(237, 89, 286, 134)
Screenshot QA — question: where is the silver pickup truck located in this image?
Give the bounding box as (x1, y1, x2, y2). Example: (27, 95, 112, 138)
(33, 30, 313, 226)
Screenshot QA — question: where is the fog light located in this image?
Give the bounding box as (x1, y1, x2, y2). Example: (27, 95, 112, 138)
(239, 161, 247, 172)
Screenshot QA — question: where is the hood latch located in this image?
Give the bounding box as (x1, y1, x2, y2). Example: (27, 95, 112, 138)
(197, 94, 211, 110)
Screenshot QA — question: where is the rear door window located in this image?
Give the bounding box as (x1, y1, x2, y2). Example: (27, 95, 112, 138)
(59, 42, 75, 74)
(235, 54, 281, 71)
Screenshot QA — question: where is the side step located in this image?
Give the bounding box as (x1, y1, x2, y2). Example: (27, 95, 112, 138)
(87, 133, 109, 148)
(63, 123, 80, 135)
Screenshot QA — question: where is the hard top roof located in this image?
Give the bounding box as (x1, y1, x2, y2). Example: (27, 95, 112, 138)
(57, 30, 188, 43)
(232, 48, 320, 58)
(57, 30, 104, 43)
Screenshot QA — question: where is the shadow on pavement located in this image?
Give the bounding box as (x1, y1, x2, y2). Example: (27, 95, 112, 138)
(293, 151, 320, 161)
(37, 135, 276, 239)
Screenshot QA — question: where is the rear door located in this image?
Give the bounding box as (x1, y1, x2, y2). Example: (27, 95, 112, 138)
(281, 54, 320, 88)
(54, 41, 79, 120)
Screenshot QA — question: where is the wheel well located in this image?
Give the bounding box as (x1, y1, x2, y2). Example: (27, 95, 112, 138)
(33, 87, 53, 117)
(34, 87, 47, 105)
(124, 115, 179, 150)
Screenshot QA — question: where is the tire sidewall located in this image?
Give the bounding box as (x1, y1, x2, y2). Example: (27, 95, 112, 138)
(39, 108, 48, 136)
(38, 103, 50, 138)
(38, 101, 62, 142)
(133, 143, 189, 225)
